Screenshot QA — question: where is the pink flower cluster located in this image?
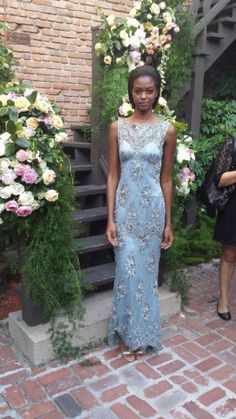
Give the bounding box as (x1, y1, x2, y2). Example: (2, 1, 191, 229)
(4, 200, 32, 217)
(178, 166, 196, 184)
(14, 163, 38, 184)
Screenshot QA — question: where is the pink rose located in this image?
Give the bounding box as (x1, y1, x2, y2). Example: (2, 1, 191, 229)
(4, 200, 19, 213)
(166, 34, 172, 42)
(21, 166, 38, 184)
(129, 50, 141, 63)
(16, 149, 28, 162)
(189, 172, 196, 182)
(173, 24, 180, 33)
(16, 205, 33, 217)
(14, 164, 26, 177)
(181, 166, 191, 176)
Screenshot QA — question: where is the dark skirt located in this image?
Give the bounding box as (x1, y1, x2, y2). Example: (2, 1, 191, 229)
(213, 189, 236, 246)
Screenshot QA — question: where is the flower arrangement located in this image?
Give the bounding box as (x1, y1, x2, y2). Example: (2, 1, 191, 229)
(175, 131, 197, 197)
(95, 1, 179, 71)
(0, 88, 68, 224)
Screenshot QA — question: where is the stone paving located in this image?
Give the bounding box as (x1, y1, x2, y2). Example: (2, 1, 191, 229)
(1, 261, 236, 418)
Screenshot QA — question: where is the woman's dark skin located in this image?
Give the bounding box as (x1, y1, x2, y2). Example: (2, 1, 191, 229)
(106, 75, 177, 360)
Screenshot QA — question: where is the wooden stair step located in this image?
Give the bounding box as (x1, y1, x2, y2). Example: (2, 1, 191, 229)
(207, 31, 226, 40)
(74, 234, 111, 253)
(82, 262, 115, 287)
(75, 184, 106, 197)
(210, 16, 236, 25)
(74, 206, 107, 223)
(63, 141, 91, 149)
(71, 163, 93, 172)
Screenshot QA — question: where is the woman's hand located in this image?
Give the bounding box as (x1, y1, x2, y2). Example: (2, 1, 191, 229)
(161, 226, 174, 250)
(106, 221, 118, 246)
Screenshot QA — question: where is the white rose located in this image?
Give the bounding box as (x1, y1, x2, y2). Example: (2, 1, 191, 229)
(177, 181, 190, 196)
(127, 18, 140, 28)
(163, 43, 171, 51)
(147, 13, 152, 19)
(18, 191, 35, 206)
(31, 200, 40, 210)
(27, 150, 40, 162)
(1, 169, 17, 185)
(158, 97, 168, 107)
(9, 160, 18, 168)
(0, 142, 6, 157)
(35, 98, 50, 113)
(104, 55, 112, 65)
(129, 8, 137, 17)
(14, 97, 31, 112)
(0, 94, 8, 107)
(45, 189, 59, 202)
(134, 1, 141, 10)
(163, 12, 172, 23)
(184, 135, 193, 143)
(37, 192, 46, 200)
(9, 182, 25, 196)
(95, 42, 102, 51)
(42, 169, 56, 185)
(159, 2, 166, 9)
(55, 132, 68, 143)
(0, 186, 12, 199)
(122, 37, 131, 48)
(135, 28, 146, 40)
(107, 15, 115, 26)
(0, 203, 5, 214)
(120, 30, 129, 40)
(177, 144, 195, 163)
(52, 115, 63, 129)
(0, 132, 11, 143)
(0, 158, 10, 172)
(150, 3, 160, 15)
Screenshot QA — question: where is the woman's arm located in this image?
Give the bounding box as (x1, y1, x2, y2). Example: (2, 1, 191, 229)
(218, 170, 236, 188)
(106, 121, 120, 246)
(160, 124, 177, 249)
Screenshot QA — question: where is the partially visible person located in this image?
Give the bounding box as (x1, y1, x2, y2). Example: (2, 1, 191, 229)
(213, 137, 236, 321)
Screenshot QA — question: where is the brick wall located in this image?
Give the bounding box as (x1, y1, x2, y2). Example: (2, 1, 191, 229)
(2, 0, 133, 134)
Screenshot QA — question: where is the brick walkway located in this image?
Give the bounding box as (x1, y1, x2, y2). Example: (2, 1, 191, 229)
(1, 261, 236, 418)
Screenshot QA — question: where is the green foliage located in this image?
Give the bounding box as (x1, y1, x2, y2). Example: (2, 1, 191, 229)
(97, 66, 129, 125)
(23, 168, 83, 321)
(0, 24, 15, 86)
(168, 269, 191, 306)
(165, 8, 196, 104)
(208, 68, 236, 101)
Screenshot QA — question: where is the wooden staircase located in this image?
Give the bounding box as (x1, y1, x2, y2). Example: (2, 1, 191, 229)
(185, 0, 236, 136)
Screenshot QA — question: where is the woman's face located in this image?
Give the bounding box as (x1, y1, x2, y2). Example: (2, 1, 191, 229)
(132, 76, 158, 111)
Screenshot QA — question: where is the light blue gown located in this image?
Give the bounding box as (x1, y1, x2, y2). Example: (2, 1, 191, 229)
(108, 118, 170, 353)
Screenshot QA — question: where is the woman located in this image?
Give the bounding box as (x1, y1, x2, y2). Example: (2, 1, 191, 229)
(106, 65, 176, 361)
(213, 137, 236, 321)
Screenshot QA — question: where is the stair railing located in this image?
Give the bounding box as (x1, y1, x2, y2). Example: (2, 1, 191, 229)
(192, 0, 232, 37)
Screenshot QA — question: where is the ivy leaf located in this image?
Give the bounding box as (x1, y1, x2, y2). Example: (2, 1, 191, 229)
(7, 99, 15, 106)
(5, 142, 16, 156)
(0, 107, 8, 117)
(9, 106, 18, 121)
(6, 120, 17, 135)
(27, 91, 37, 104)
(44, 154, 53, 163)
(15, 137, 30, 148)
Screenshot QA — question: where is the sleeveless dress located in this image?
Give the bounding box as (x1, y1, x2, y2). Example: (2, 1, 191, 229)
(108, 118, 170, 353)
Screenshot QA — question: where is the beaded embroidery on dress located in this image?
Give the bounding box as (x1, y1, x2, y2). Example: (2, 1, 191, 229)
(108, 118, 170, 352)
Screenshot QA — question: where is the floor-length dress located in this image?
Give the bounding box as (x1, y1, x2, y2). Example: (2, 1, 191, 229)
(108, 118, 170, 353)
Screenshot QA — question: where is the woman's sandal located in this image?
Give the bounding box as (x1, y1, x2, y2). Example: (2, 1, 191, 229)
(135, 350, 147, 360)
(121, 351, 136, 362)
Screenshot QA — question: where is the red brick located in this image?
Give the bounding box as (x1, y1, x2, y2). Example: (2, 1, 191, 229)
(100, 384, 128, 402)
(135, 363, 160, 380)
(0, 370, 29, 386)
(40, 412, 65, 419)
(195, 332, 221, 347)
(19, 401, 57, 419)
(207, 339, 233, 353)
(0, 347, 15, 362)
(170, 375, 187, 385)
(39, 368, 71, 386)
(220, 329, 236, 342)
(147, 352, 172, 366)
(224, 380, 236, 394)
(88, 357, 111, 376)
(127, 395, 156, 417)
(70, 363, 95, 381)
(72, 387, 99, 409)
(111, 402, 140, 419)
(163, 335, 188, 347)
(185, 319, 209, 334)
(214, 398, 236, 417)
(183, 401, 215, 419)
(144, 380, 173, 398)
(183, 370, 209, 386)
(110, 357, 130, 369)
(170, 410, 192, 419)
(173, 346, 198, 363)
(3, 385, 27, 409)
(181, 381, 198, 393)
(22, 379, 45, 402)
(159, 360, 185, 375)
(209, 365, 236, 381)
(198, 387, 226, 406)
(103, 347, 120, 360)
(45, 375, 80, 396)
(183, 342, 210, 358)
(0, 402, 9, 414)
(90, 374, 119, 391)
(195, 357, 222, 372)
